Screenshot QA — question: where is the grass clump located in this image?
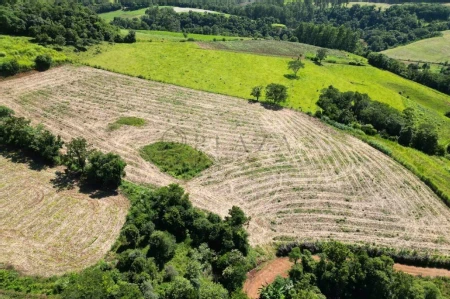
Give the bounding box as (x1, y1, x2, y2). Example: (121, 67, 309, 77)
(108, 116, 146, 131)
(140, 142, 212, 179)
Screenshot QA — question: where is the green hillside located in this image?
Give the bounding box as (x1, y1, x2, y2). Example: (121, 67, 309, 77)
(382, 30, 450, 64)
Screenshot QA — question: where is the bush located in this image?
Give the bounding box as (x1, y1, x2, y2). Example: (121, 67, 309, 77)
(361, 124, 377, 136)
(0, 106, 14, 118)
(34, 54, 52, 71)
(84, 151, 126, 189)
(0, 59, 20, 76)
(123, 30, 136, 43)
(445, 111, 450, 118)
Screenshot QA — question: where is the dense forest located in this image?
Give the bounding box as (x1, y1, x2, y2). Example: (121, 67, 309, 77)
(316, 86, 445, 156)
(0, 1, 136, 47)
(260, 242, 447, 299)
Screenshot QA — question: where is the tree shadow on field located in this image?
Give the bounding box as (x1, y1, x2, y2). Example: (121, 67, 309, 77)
(247, 99, 259, 104)
(79, 184, 119, 199)
(51, 169, 77, 192)
(260, 102, 284, 111)
(0, 147, 47, 171)
(284, 74, 299, 80)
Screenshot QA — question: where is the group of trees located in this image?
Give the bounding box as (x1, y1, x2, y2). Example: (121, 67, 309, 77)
(251, 83, 288, 105)
(60, 182, 252, 298)
(367, 53, 450, 95)
(295, 23, 358, 52)
(0, 106, 126, 189)
(316, 86, 444, 155)
(0, 1, 135, 48)
(260, 242, 445, 299)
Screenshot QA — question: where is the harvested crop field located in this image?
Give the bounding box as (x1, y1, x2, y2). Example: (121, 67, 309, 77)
(0, 153, 129, 276)
(2, 66, 450, 255)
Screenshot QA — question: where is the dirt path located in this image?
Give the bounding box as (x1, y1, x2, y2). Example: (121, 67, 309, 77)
(243, 258, 292, 299)
(244, 258, 450, 299)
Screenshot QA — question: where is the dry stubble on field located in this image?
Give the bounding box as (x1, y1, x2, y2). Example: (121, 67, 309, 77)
(2, 66, 450, 259)
(0, 155, 129, 276)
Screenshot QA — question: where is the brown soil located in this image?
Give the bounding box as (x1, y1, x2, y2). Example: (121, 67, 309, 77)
(244, 258, 450, 298)
(243, 257, 292, 299)
(2, 66, 450, 274)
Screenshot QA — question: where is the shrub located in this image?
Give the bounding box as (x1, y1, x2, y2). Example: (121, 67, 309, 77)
(0, 106, 14, 118)
(123, 30, 136, 43)
(361, 124, 377, 136)
(34, 54, 52, 71)
(445, 111, 450, 118)
(84, 151, 126, 189)
(0, 59, 20, 76)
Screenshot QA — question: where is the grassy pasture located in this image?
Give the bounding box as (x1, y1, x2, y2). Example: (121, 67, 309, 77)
(348, 1, 392, 9)
(140, 142, 213, 179)
(129, 29, 246, 42)
(382, 30, 450, 64)
(0, 35, 68, 71)
(99, 6, 226, 22)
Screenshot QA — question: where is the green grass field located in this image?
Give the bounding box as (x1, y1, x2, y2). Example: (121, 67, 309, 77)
(99, 6, 226, 23)
(108, 116, 146, 130)
(99, 8, 149, 22)
(140, 142, 212, 179)
(382, 30, 450, 64)
(67, 38, 450, 202)
(128, 29, 247, 42)
(0, 35, 68, 70)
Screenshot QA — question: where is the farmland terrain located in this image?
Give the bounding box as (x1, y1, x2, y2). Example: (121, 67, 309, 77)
(2, 66, 450, 255)
(0, 153, 129, 276)
(382, 30, 450, 64)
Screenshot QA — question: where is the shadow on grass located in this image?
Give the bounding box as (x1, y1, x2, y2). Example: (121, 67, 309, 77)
(247, 99, 259, 104)
(284, 74, 299, 80)
(0, 147, 47, 171)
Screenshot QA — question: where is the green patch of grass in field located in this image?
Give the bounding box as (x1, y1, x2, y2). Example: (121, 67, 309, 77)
(108, 116, 146, 131)
(348, 2, 392, 9)
(72, 39, 450, 200)
(0, 35, 68, 71)
(140, 142, 212, 179)
(382, 30, 450, 64)
(129, 29, 246, 42)
(99, 8, 149, 22)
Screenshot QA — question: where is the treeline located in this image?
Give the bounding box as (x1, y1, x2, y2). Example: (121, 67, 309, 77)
(112, 7, 282, 38)
(294, 22, 358, 52)
(316, 86, 445, 156)
(0, 106, 127, 190)
(368, 53, 450, 95)
(277, 241, 450, 270)
(0, 1, 135, 47)
(1, 182, 253, 298)
(262, 242, 446, 299)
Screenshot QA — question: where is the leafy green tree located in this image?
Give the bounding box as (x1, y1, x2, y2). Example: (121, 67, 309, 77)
(289, 247, 301, 264)
(316, 49, 328, 64)
(34, 54, 52, 71)
(166, 277, 196, 299)
(31, 126, 63, 164)
(0, 59, 20, 76)
(226, 206, 250, 227)
(265, 84, 288, 105)
(288, 55, 305, 77)
(84, 150, 126, 189)
(412, 124, 439, 155)
(122, 224, 140, 248)
(148, 231, 176, 268)
(250, 86, 263, 101)
(124, 30, 136, 43)
(199, 281, 229, 299)
(65, 137, 91, 172)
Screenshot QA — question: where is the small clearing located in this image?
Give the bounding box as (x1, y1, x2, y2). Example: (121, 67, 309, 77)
(0, 153, 129, 276)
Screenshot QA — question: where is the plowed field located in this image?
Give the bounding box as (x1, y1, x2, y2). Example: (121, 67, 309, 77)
(2, 66, 450, 257)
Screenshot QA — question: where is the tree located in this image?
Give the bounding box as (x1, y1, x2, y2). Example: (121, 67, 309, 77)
(316, 49, 328, 64)
(34, 54, 52, 71)
(0, 59, 20, 76)
(289, 247, 301, 264)
(226, 206, 250, 227)
(31, 126, 64, 164)
(148, 231, 176, 268)
(124, 30, 136, 43)
(266, 83, 288, 105)
(0, 105, 14, 118)
(412, 124, 439, 155)
(65, 137, 91, 172)
(84, 150, 126, 189)
(250, 86, 263, 101)
(288, 55, 305, 77)
(166, 277, 196, 299)
(122, 224, 140, 248)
